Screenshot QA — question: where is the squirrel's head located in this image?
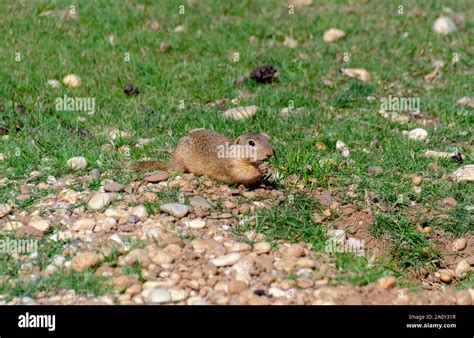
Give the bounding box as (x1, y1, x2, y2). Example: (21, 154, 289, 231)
(234, 133, 273, 163)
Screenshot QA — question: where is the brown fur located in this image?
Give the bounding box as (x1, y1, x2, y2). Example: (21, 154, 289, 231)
(130, 129, 273, 186)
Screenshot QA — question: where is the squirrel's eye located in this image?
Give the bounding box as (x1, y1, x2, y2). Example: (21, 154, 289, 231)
(248, 140, 256, 146)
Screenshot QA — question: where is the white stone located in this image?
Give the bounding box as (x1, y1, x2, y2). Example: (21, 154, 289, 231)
(323, 28, 346, 43)
(108, 129, 131, 141)
(52, 255, 65, 268)
(336, 140, 350, 157)
(87, 193, 114, 211)
(406, 128, 428, 141)
(71, 252, 100, 272)
(433, 16, 457, 35)
(160, 203, 189, 218)
(73, 218, 96, 231)
(253, 241, 272, 254)
(109, 233, 125, 245)
(170, 289, 187, 302)
(67, 156, 87, 170)
(452, 238, 467, 251)
(336, 140, 347, 150)
(210, 253, 241, 267)
(341, 68, 370, 82)
(44, 264, 59, 276)
(457, 97, 474, 108)
(63, 74, 81, 88)
(424, 150, 460, 159)
(141, 288, 171, 304)
(455, 259, 471, 278)
(449, 165, 474, 183)
(185, 219, 206, 229)
(268, 287, 290, 298)
(104, 208, 128, 218)
(174, 25, 185, 33)
(29, 219, 51, 232)
(296, 268, 313, 278)
(130, 205, 148, 220)
(149, 250, 174, 265)
(224, 242, 252, 253)
(3, 221, 23, 232)
(223, 105, 258, 120)
(47, 79, 61, 88)
(47, 176, 57, 184)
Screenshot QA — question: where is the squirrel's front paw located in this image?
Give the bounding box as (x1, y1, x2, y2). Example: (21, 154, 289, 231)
(257, 162, 269, 174)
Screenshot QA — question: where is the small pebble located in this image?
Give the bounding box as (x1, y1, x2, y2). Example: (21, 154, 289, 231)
(376, 276, 396, 291)
(87, 193, 114, 211)
(211, 253, 241, 267)
(341, 68, 370, 82)
(185, 219, 206, 229)
(323, 28, 346, 43)
(160, 203, 189, 218)
(130, 205, 148, 220)
(67, 156, 87, 170)
(144, 171, 169, 183)
(406, 128, 428, 141)
(29, 219, 51, 233)
(223, 106, 257, 120)
(412, 176, 422, 185)
(190, 196, 213, 209)
(441, 197, 458, 208)
(141, 288, 171, 304)
(367, 166, 383, 175)
(71, 252, 100, 272)
(63, 74, 81, 88)
(433, 16, 457, 35)
(253, 242, 271, 254)
(103, 182, 124, 192)
(452, 238, 467, 252)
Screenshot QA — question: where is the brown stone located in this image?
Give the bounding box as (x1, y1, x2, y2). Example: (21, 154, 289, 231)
(144, 171, 169, 183)
(228, 280, 248, 295)
(71, 252, 101, 272)
(441, 197, 458, 208)
(376, 276, 396, 291)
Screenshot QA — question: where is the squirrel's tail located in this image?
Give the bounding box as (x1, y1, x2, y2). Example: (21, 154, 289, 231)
(129, 159, 168, 172)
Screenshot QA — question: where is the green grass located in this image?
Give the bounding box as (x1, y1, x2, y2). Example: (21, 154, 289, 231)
(333, 253, 393, 286)
(0, 233, 110, 300)
(258, 194, 326, 249)
(371, 213, 441, 268)
(0, 270, 111, 300)
(0, 0, 473, 291)
(123, 262, 143, 281)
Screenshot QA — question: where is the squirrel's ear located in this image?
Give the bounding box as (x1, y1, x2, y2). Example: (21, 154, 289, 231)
(235, 137, 242, 144)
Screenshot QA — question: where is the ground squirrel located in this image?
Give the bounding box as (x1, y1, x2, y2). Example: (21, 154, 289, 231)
(130, 129, 273, 186)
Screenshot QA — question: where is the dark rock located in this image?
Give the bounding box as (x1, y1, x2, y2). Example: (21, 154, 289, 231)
(250, 65, 278, 84)
(124, 83, 140, 96)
